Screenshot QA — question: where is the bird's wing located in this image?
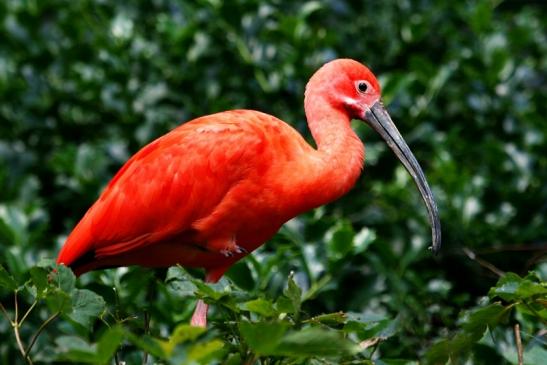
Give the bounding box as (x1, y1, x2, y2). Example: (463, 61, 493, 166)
(57, 110, 282, 268)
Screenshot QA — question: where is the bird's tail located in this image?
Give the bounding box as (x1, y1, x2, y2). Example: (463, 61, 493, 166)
(57, 215, 96, 275)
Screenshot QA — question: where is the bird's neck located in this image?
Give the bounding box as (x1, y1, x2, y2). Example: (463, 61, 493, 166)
(301, 95, 365, 208)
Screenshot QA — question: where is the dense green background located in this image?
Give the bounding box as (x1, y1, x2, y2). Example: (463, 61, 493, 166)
(1, 0, 546, 364)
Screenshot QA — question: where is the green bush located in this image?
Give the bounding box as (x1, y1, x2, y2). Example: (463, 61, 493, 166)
(1, 0, 545, 363)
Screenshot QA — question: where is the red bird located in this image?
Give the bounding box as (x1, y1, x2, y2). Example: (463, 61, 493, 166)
(57, 59, 441, 326)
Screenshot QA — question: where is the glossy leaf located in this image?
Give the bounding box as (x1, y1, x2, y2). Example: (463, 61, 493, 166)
(0, 264, 17, 291)
(239, 321, 290, 354)
(488, 272, 547, 302)
(241, 297, 278, 317)
(69, 289, 106, 327)
(46, 289, 72, 314)
(28, 266, 49, 296)
(274, 327, 359, 357)
(283, 273, 302, 315)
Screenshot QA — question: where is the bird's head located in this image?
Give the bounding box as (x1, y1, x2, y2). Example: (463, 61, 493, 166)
(307, 58, 441, 254)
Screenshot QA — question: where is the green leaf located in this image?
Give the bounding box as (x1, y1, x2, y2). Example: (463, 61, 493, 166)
(516, 302, 547, 321)
(0, 205, 27, 246)
(0, 264, 17, 290)
(192, 279, 229, 301)
(52, 265, 76, 294)
(96, 326, 125, 363)
(522, 345, 547, 365)
(55, 335, 97, 363)
(0, 216, 15, 247)
(344, 317, 400, 340)
(157, 324, 207, 355)
(299, 1, 323, 18)
(489, 272, 547, 302)
(274, 327, 359, 357)
(3, 248, 27, 282)
(460, 303, 511, 333)
(241, 298, 277, 317)
(276, 296, 296, 314)
(126, 332, 168, 359)
(36, 257, 56, 268)
(326, 220, 355, 259)
(353, 227, 376, 255)
(425, 303, 510, 364)
(302, 274, 331, 302)
(170, 323, 206, 344)
(186, 339, 224, 364)
(240, 321, 358, 358)
(29, 266, 49, 296)
(239, 321, 290, 354)
(224, 353, 243, 365)
(283, 273, 302, 314)
(165, 266, 197, 297)
(46, 288, 73, 314)
(55, 327, 124, 364)
(69, 289, 106, 327)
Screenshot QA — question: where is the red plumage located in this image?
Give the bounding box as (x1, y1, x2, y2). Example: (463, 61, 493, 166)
(57, 59, 440, 326)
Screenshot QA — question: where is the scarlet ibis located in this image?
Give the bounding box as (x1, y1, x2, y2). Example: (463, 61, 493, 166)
(57, 59, 441, 326)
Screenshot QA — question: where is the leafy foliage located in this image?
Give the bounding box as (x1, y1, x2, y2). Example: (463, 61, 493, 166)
(1, 0, 546, 364)
(426, 273, 547, 364)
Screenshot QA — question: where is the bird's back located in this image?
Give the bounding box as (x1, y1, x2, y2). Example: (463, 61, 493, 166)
(58, 110, 315, 274)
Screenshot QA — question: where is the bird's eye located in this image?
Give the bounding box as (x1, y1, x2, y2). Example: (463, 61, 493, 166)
(357, 81, 368, 93)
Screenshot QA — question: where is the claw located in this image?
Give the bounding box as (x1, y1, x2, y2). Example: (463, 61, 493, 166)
(235, 245, 248, 254)
(220, 249, 234, 257)
(207, 236, 248, 257)
(220, 245, 247, 257)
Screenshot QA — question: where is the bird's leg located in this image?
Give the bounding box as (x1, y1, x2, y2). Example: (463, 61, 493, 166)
(189, 266, 229, 327)
(206, 235, 247, 257)
(190, 299, 208, 327)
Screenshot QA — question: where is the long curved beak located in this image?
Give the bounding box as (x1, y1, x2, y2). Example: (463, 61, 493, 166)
(364, 101, 441, 254)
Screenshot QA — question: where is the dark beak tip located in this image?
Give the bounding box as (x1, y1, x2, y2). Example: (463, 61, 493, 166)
(429, 227, 442, 255)
(367, 101, 442, 257)
(429, 242, 441, 256)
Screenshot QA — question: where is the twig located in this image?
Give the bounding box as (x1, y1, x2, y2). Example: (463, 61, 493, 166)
(13, 322, 29, 364)
(19, 301, 37, 326)
(12, 291, 32, 364)
(0, 301, 11, 322)
(514, 323, 523, 365)
(462, 247, 505, 277)
(142, 310, 150, 365)
(24, 311, 60, 360)
(14, 290, 19, 322)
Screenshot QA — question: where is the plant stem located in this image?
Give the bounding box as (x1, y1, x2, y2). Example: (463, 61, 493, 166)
(13, 322, 30, 364)
(20, 300, 37, 326)
(14, 290, 19, 322)
(462, 247, 505, 277)
(24, 311, 60, 360)
(514, 323, 523, 365)
(0, 301, 11, 323)
(11, 291, 33, 364)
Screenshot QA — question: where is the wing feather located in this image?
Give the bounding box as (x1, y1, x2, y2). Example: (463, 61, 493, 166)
(57, 110, 274, 269)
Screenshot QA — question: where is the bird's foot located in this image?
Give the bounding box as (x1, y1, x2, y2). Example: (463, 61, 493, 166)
(207, 236, 248, 257)
(220, 245, 248, 257)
